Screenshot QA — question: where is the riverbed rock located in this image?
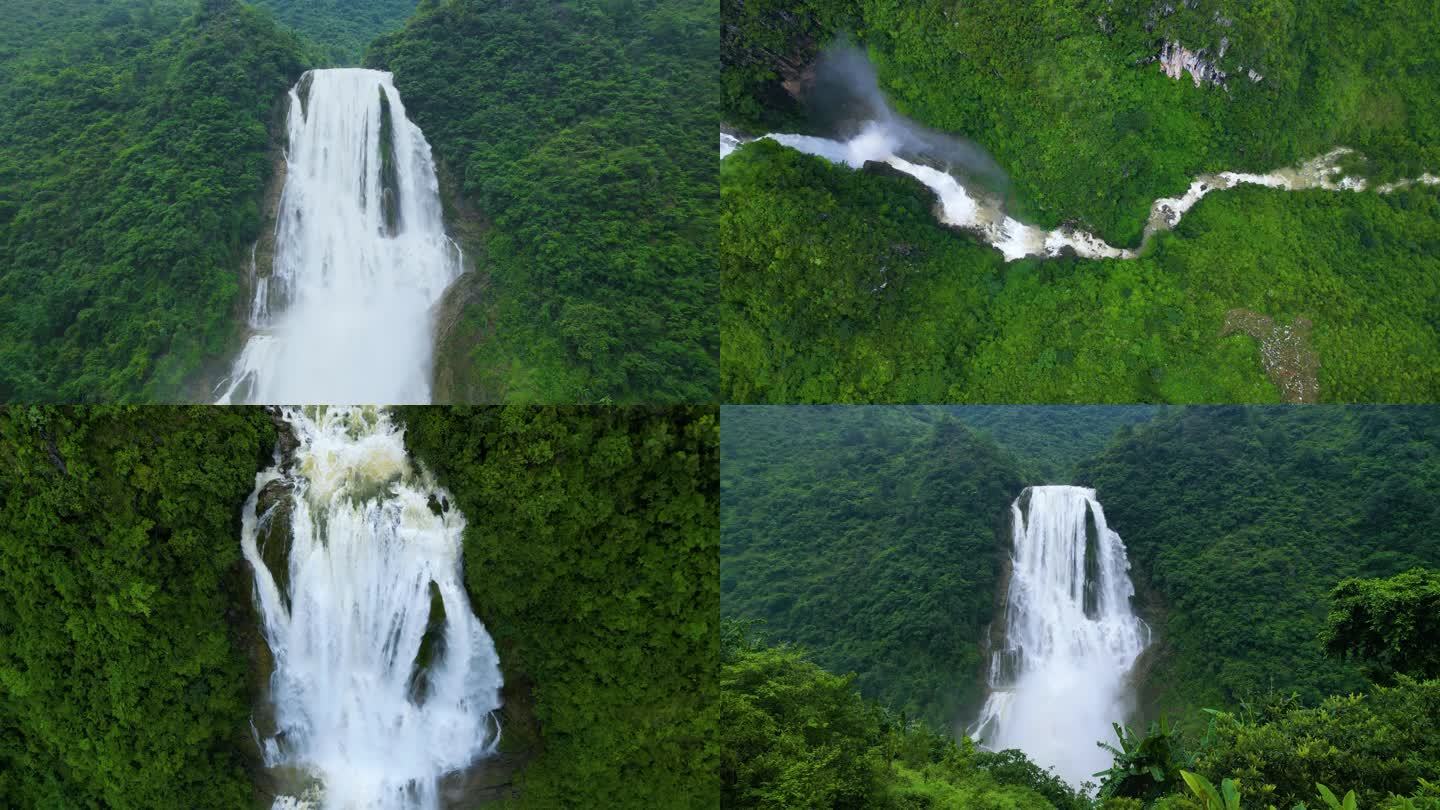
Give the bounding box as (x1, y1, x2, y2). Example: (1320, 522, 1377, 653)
(1220, 308, 1320, 403)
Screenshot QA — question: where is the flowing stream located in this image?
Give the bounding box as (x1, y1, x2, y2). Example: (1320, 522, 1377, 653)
(721, 126, 1439, 262)
(217, 69, 462, 404)
(969, 486, 1149, 788)
(241, 407, 502, 810)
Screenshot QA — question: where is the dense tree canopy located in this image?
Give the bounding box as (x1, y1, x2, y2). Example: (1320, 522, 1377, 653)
(722, 406, 1026, 727)
(0, 0, 306, 401)
(0, 406, 274, 808)
(720, 0, 1440, 404)
(723, 140, 1440, 404)
(724, 0, 1440, 243)
(1082, 408, 1440, 717)
(372, 0, 717, 404)
(721, 623, 1083, 810)
(248, 0, 415, 64)
(1324, 568, 1440, 683)
(1192, 678, 1440, 810)
(399, 406, 720, 807)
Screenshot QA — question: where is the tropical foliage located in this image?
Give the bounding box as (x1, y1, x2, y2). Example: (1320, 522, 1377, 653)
(1323, 568, 1440, 683)
(399, 405, 720, 808)
(721, 406, 1026, 727)
(0, 406, 275, 807)
(372, 0, 717, 403)
(249, 0, 415, 64)
(721, 623, 1086, 809)
(0, 0, 306, 401)
(722, 140, 1440, 403)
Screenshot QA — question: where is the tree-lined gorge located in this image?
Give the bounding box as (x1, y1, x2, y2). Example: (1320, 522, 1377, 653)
(0, 0, 716, 403)
(0, 406, 719, 807)
(721, 406, 1440, 808)
(721, 0, 1440, 403)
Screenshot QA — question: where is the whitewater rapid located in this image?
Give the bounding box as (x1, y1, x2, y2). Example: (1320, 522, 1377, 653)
(969, 486, 1149, 788)
(241, 407, 502, 810)
(721, 127, 1440, 262)
(217, 69, 463, 404)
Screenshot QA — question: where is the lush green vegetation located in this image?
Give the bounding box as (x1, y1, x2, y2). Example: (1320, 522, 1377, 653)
(724, 627, 1440, 810)
(1191, 678, 1440, 810)
(723, 0, 1440, 243)
(372, 0, 717, 404)
(399, 406, 719, 807)
(722, 406, 1026, 727)
(0, 406, 275, 808)
(0, 0, 306, 401)
(722, 623, 1087, 810)
(1324, 568, 1440, 683)
(1083, 407, 1440, 717)
(946, 406, 1161, 480)
(249, 0, 415, 64)
(722, 140, 1440, 403)
(721, 0, 1440, 404)
(721, 405, 1440, 808)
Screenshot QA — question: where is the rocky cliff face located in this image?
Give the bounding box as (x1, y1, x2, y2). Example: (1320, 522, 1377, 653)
(1152, 38, 1263, 89)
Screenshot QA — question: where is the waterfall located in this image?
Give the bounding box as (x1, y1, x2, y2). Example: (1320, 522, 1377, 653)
(217, 69, 463, 404)
(970, 485, 1149, 789)
(241, 407, 503, 810)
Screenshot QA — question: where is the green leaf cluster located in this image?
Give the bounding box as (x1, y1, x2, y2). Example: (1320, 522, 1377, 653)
(1323, 568, 1440, 683)
(1189, 678, 1440, 810)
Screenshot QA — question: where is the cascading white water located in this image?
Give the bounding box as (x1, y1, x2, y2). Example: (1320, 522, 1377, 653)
(241, 407, 503, 810)
(217, 69, 463, 404)
(722, 127, 1440, 262)
(970, 485, 1149, 789)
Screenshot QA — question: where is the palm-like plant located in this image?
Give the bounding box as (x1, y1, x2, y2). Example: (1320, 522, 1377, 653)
(1095, 716, 1195, 801)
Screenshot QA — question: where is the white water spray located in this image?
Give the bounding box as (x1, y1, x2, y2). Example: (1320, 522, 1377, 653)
(970, 486, 1149, 788)
(217, 69, 463, 404)
(721, 128, 1439, 262)
(241, 407, 502, 810)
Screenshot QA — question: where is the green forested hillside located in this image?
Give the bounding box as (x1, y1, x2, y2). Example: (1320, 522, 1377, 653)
(723, 140, 1440, 404)
(1081, 407, 1440, 717)
(721, 406, 1440, 809)
(721, 406, 1025, 727)
(249, 0, 415, 64)
(724, 0, 1440, 243)
(372, 0, 717, 404)
(722, 623, 1086, 810)
(399, 406, 719, 808)
(947, 406, 1161, 480)
(720, 0, 1440, 404)
(0, 406, 274, 808)
(0, 0, 306, 401)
